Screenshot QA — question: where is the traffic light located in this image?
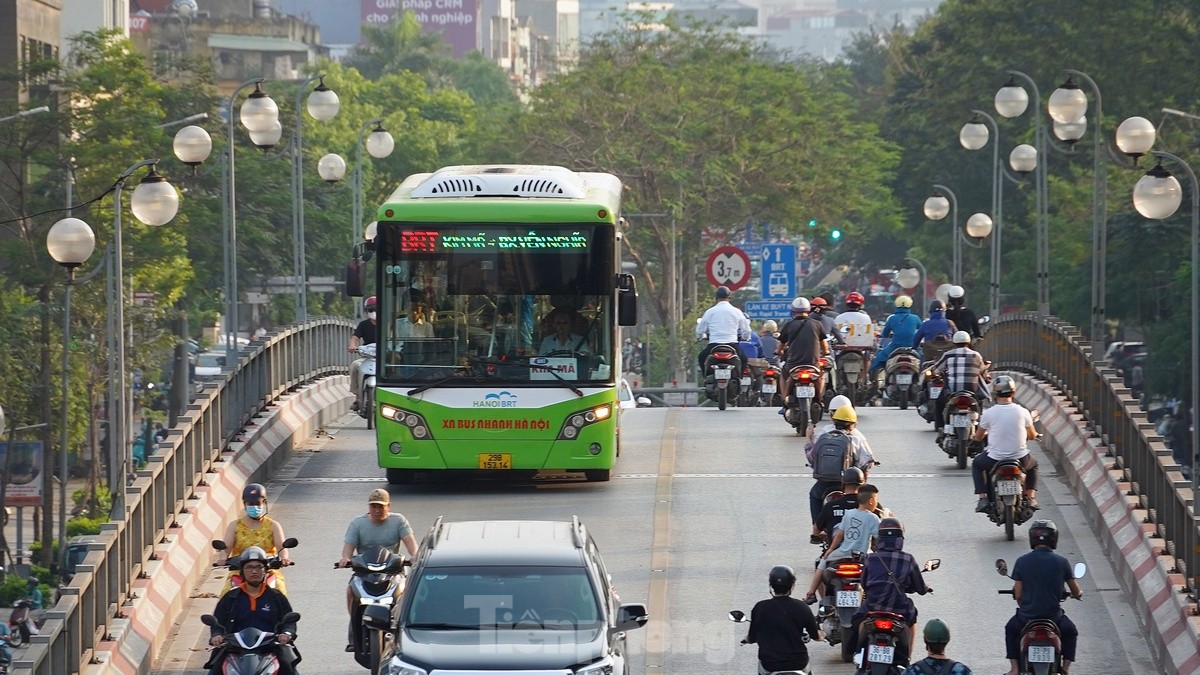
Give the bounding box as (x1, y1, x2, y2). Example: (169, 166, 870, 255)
(808, 219, 817, 228)
(830, 229, 842, 242)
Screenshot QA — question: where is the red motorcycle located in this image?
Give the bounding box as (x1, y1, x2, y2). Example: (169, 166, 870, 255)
(784, 364, 823, 434)
(7, 597, 43, 646)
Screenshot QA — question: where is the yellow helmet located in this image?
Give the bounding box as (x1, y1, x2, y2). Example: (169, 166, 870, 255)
(895, 295, 913, 308)
(831, 406, 858, 424)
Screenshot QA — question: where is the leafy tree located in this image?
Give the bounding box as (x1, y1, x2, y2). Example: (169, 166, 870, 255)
(345, 15, 451, 81)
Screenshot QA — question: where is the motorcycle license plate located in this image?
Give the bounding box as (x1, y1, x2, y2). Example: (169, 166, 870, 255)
(740, 376, 751, 386)
(997, 480, 1022, 496)
(762, 383, 777, 394)
(714, 369, 732, 380)
(895, 373, 913, 385)
(796, 386, 815, 398)
(1028, 645, 1055, 663)
(478, 453, 511, 469)
(868, 644, 895, 664)
(952, 414, 971, 428)
(836, 590, 860, 607)
(930, 386, 943, 397)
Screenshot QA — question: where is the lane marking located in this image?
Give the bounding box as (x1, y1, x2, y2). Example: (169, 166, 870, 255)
(645, 409, 678, 669)
(278, 472, 942, 483)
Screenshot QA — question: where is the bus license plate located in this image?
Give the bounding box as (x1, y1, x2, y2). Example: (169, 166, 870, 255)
(796, 386, 815, 398)
(478, 453, 512, 469)
(1027, 645, 1055, 663)
(997, 480, 1022, 496)
(868, 644, 894, 664)
(740, 376, 751, 386)
(836, 590, 860, 607)
(895, 373, 913, 385)
(715, 368, 732, 380)
(930, 386, 943, 397)
(952, 414, 971, 427)
(761, 383, 776, 394)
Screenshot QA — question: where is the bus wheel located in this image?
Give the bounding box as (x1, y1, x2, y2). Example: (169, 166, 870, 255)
(386, 469, 414, 485)
(584, 469, 611, 482)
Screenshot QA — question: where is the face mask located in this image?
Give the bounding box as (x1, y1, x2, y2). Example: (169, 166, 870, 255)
(246, 505, 265, 519)
(367, 311, 377, 320)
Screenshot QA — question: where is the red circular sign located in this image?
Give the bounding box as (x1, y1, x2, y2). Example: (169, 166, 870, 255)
(705, 246, 752, 291)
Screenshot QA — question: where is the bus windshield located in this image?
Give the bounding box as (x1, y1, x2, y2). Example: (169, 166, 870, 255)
(375, 222, 616, 385)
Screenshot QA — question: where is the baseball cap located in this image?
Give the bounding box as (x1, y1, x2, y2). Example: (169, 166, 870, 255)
(924, 618, 950, 643)
(367, 488, 391, 505)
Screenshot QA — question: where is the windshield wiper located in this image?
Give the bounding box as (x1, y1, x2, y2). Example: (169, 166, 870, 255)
(407, 374, 482, 397)
(405, 622, 482, 630)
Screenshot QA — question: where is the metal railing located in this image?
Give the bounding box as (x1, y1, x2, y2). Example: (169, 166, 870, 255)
(14, 319, 352, 674)
(986, 312, 1198, 588)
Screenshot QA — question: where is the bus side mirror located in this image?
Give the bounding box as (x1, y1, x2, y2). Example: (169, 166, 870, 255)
(345, 257, 364, 298)
(617, 273, 638, 327)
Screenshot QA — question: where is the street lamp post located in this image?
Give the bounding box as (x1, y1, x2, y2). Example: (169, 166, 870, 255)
(0, 105, 49, 124)
(897, 260, 926, 315)
(291, 76, 340, 322)
(46, 217, 97, 573)
(923, 185, 959, 283)
(960, 110, 1005, 317)
(350, 119, 394, 316)
(1130, 151, 1198, 515)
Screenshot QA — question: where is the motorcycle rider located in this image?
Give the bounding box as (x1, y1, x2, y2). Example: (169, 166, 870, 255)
(913, 300, 956, 351)
(207, 546, 300, 675)
(339, 488, 419, 650)
(1003, 520, 1083, 675)
(904, 619, 975, 675)
(803, 487, 881, 603)
(811, 465, 872, 545)
(930, 331, 989, 445)
(759, 320, 781, 368)
(695, 285, 751, 374)
(944, 286, 982, 340)
(809, 297, 843, 346)
(742, 565, 823, 674)
(853, 518, 931, 668)
(215, 483, 293, 594)
(970, 375, 1040, 512)
(347, 295, 378, 412)
(834, 291, 875, 349)
(777, 297, 830, 416)
(805, 401, 875, 525)
(870, 295, 921, 384)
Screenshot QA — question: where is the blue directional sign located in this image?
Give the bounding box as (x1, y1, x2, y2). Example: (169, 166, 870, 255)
(760, 244, 796, 300)
(743, 300, 795, 322)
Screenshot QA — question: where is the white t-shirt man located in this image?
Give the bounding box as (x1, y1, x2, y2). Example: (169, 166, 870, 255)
(978, 401, 1036, 461)
(835, 310, 875, 348)
(695, 300, 751, 344)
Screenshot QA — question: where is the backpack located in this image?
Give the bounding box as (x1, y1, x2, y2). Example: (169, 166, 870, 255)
(810, 430, 854, 481)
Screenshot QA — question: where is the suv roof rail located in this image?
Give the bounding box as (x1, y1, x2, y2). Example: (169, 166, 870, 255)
(427, 516, 445, 550)
(570, 515, 585, 549)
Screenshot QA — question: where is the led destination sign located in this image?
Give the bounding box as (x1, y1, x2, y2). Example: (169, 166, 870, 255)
(400, 229, 590, 253)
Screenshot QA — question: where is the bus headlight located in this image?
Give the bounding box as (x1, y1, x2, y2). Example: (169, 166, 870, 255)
(381, 405, 434, 440)
(557, 404, 612, 440)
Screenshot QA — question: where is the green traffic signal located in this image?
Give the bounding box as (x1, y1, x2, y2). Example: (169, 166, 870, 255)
(808, 219, 817, 227)
(830, 229, 842, 240)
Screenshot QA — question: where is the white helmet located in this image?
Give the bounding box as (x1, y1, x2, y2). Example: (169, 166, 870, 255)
(790, 297, 811, 312)
(952, 330, 971, 344)
(828, 394, 852, 412)
(949, 285, 965, 299)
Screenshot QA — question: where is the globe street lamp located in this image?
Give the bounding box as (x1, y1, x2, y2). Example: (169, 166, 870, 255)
(960, 109, 1004, 317)
(998, 72, 1051, 316)
(318, 153, 347, 183)
(351, 119, 394, 315)
(923, 186, 958, 283)
(1130, 151, 1198, 515)
(46, 216, 96, 575)
(896, 262, 925, 314)
(292, 75, 340, 322)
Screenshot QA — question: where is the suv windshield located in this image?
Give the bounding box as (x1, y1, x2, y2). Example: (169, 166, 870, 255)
(405, 565, 601, 631)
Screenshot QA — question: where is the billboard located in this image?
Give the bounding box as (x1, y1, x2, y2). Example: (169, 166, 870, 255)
(0, 441, 43, 507)
(361, 0, 481, 58)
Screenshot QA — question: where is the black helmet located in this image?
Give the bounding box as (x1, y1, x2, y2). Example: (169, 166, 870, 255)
(929, 300, 944, 312)
(768, 565, 796, 594)
(878, 517, 904, 540)
(238, 546, 270, 570)
(841, 466, 864, 485)
(242, 483, 267, 503)
(715, 286, 731, 299)
(1028, 519, 1059, 549)
(993, 375, 1016, 397)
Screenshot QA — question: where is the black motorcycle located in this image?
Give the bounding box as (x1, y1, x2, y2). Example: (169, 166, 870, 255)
(853, 559, 939, 675)
(201, 611, 302, 675)
(337, 546, 409, 675)
(702, 344, 742, 410)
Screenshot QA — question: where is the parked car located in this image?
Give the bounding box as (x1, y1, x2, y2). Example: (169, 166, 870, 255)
(192, 351, 226, 380)
(62, 534, 100, 583)
(618, 378, 652, 410)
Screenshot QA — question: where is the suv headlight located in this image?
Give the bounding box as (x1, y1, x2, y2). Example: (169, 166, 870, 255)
(388, 658, 427, 675)
(576, 656, 615, 675)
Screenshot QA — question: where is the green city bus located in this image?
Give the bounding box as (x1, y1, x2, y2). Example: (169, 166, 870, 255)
(367, 165, 638, 485)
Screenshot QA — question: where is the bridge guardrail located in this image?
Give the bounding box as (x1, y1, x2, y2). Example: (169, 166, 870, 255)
(987, 312, 1198, 590)
(13, 319, 352, 675)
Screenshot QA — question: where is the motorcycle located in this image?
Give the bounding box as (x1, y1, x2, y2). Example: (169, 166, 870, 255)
(702, 344, 742, 411)
(337, 546, 409, 675)
(854, 559, 941, 675)
(356, 343, 378, 430)
(201, 611, 301, 675)
(981, 412, 1042, 541)
(7, 597, 43, 646)
(760, 365, 780, 407)
(915, 367, 944, 424)
(881, 348, 921, 410)
(996, 558, 1087, 675)
(784, 364, 823, 434)
(940, 390, 984, 469)
(728, 609, 813, 675)
(816, 551, 866, 663)
(212, 538, 297, 594)
(834, 346, 874, 407)
(739, 357, 770, 407)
